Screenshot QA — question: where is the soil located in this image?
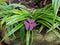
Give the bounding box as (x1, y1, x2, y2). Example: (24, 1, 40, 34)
(3, 31, 60, 45)
(6, 0, 52, 8)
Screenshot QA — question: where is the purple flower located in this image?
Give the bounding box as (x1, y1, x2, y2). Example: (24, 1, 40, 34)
(24, 18, 36, 30)
(30, 8, 35, 12)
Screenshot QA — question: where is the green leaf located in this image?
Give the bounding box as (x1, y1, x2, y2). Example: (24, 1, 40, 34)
(20, 26, 25, 41)
(40, 16, 53, 24)
(57, 27, 60, 30)
(47, 22, 60, 33)
(38, 20, 51, 28)
(6, 15, 26, 26)
(9, 4, 30, 13)
(39, 25, 44, 33)
(53, 30, 60, 38)
(52, 0, 60, 14)
(1, 23, 23, 42)
(43, 4, 52, 10)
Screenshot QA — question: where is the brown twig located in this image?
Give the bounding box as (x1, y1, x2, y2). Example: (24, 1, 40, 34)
(43, 0, 47, 6)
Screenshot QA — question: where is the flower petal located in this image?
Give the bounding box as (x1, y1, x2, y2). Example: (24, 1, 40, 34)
(30, 8, 35, 12)
(31, 19, 35, 23)
(27, 18, 32, 23)
(27, 18, 35, 23)
(30, 24, 34, 30)
(24, 21, 29, 30)
(30, 23, 36, 30)
(33, 23, 36, 27)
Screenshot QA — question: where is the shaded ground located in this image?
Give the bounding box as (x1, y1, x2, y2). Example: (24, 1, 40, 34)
(3, 31, 60, 45)
(6, 0, 52, 8)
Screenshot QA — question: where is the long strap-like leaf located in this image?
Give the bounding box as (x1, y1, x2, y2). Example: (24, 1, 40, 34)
(1, 23, 23, 42)
(26, 30, 30, 45)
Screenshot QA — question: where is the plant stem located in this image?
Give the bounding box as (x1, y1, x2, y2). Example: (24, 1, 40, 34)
(52, 14, 57, 31)
(30, 31, 33, 45)
(26, 30, 30, 45)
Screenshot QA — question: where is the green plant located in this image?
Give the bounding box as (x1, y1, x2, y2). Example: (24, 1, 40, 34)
(0, 2, 30, 42)
(0, 0, 60, 45)
(51, 0, 60, 38)
(32, 3, 60, 38)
